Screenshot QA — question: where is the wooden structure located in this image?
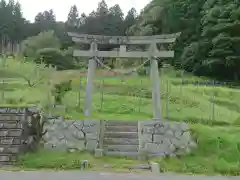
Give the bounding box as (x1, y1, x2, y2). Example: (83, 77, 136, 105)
(68, 32, 180, 120)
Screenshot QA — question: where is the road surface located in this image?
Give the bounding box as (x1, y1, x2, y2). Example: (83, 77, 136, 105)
(0, 171, 238, 180)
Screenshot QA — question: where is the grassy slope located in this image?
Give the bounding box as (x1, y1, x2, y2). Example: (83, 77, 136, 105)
(1, 58, 240, 175)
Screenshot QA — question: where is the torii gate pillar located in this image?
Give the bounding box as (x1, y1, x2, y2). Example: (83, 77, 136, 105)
(84, 43, 97, 117)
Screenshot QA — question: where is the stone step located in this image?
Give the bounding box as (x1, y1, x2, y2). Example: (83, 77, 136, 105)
(104, 132, 138, 139)
(104, 120, 138, 127)
(0, 121, 22, 129)
(0, 145, 20, 154)
(105, 126, 138, 132)
(104, 151, 139, 158)
(0, 137, 21, 145)
(0, 115, 25, 121)
(104, 138, 139, 145)
(104, 145, 139, 152)
(0, 129, 22, 137)
(0, 154, 17, 163)
(0, 162, 14, 167)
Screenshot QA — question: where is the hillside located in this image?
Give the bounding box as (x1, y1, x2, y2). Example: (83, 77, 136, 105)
(2, 58, 240, 123)
(1, 58, 240, 175)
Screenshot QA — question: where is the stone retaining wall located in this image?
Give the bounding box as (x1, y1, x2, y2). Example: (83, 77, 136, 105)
(0, 106, 197, 160)
(43, 118, 100, 152)
(138, 121, 197, 157)
(0, 107, 37, 165)
(43, 119, 197, 157)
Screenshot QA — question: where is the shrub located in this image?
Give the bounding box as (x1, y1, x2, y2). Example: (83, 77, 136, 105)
(52, 80, 72, 104)
(21, 31, 61, 58)
(36, 48, 75, 70)
(137, 67, 147, 76)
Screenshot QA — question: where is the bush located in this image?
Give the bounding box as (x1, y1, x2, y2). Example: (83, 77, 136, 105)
(21, 31, 61, 58)
(52, 80, 72, 104)
(137, 67, 147, 76)
(36, 48, 75, 70)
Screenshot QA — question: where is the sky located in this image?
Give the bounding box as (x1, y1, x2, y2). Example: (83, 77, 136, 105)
(13, 0, 151, 22)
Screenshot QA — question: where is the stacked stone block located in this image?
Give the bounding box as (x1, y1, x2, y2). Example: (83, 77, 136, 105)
(0, 108, 27, 165)
(138, 121, 197, 157)
(43, 119, 197, 158)
(43, 118, 100, 152)
(0, 107, 197, 163)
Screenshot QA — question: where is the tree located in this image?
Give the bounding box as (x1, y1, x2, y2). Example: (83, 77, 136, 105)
(131, 0, 240, 80)
(79, 13, 87, 26)
(108, 4, 124, 35)
(199, 1, 240, 79)
(21, 31, 61, 58)
(109, 4, 124, 19)
(124, 8, 137, 35)
(96, 0, 108, 16)
(0, 0, 27, 41)
(34, 9, 56, 33)
(67, 5, 79, 29)
(11, 2, 26, 40)
(3, 58, 50, 88)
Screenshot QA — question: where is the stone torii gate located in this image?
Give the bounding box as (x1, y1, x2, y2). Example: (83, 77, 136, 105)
(68, 32, 180, 120)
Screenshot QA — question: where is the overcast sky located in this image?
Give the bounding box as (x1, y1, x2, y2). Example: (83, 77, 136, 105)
(12, 0, 151, 22)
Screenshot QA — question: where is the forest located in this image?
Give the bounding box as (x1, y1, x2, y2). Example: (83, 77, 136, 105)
(0, 0, 240, 81)
(132, 0, 240, 81)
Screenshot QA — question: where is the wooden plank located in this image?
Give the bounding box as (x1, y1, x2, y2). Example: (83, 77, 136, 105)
(72, 36, 177, 44)
(104, 145, 138, 152)
(73, 50, 174, 58)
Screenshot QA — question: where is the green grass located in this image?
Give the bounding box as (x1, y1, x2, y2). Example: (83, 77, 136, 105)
(1, 58, 240, 175)
(16, 151, 148, 172)
(158, 124, 240, 175)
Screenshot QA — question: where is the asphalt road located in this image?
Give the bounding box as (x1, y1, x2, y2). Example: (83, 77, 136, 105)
(0, 171, 238, 180)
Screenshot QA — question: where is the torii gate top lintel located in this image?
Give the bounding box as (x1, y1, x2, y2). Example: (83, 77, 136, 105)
(67, 32, 181, 45)
(68, 32, 181, 58)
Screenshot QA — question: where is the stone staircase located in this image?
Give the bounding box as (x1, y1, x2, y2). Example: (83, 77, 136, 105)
(103, 121, 139, 158)
(0, 115, 24, 166)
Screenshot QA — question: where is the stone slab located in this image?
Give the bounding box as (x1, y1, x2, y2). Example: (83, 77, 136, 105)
(0, 108, 26, 114)
(0, 121, 22, 129)
(104, 145, 138, 152)
(95, 149, 103, 157)
(104, 132, 138, 139)
(105, 126, 138, 132)
(104, 138, 139, 145)
(150, 162, 160, 173)
(105, 120, 138, 126)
